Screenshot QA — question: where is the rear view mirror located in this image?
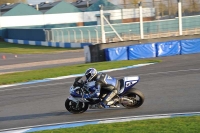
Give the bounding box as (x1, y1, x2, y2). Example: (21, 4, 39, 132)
(74, 76, 82, 82)
(73, 76, 83, 86)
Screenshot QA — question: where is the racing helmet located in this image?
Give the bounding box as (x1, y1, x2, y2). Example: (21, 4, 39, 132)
(85, 68, 98, 82)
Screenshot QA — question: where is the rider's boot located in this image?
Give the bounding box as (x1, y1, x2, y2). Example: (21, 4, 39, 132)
(109, 104, 120, 108)
(100, 89, 117, 108)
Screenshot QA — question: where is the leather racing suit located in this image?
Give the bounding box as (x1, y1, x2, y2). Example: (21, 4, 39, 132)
(86, 72, 119, 107)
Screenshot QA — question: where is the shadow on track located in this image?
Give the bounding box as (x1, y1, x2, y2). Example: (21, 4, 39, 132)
(0, 111, 69, 122)
(0, 108, 126, 122)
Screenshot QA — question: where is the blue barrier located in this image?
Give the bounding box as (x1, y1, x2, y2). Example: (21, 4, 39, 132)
(128, 43, 156, 60)
(103, 38, 200, 61)
(105, 46, 128, 61)
(181, 38, 200, 55)
(156, 41, 181, 57)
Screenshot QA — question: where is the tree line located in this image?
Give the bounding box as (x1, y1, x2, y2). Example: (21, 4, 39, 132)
(0, 0, 27, 5)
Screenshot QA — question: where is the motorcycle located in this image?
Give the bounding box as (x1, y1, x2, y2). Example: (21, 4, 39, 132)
(65, 76, 144, 114)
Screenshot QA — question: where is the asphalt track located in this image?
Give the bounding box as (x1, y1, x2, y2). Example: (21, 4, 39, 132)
(0, 53, 200, 130)
(0, 50, 84, 74)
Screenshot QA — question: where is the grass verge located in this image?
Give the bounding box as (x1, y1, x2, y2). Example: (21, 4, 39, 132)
(0, 41, 80, 54)
(34, 116, 200, 133)
(0, 59, 161, 85)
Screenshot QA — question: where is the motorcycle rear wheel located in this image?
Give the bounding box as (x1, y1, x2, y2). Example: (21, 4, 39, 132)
(121, 89, 144, 109)
(65, 99, 88, 114)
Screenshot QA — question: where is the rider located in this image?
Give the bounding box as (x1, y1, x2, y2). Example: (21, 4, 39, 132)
(83, 68, 119, 108)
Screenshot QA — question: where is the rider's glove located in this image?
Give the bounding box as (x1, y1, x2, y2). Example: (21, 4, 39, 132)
(83, 94, 91, 99)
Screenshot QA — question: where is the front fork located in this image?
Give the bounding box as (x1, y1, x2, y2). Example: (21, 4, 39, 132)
(68, 96, 78, 103)
(68, 96, 88, 102)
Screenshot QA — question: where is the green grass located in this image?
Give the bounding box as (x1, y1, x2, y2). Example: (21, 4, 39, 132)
(33, 116, 200, 133)
(0, 41, 80, 54)
(0, 59, 161, 85)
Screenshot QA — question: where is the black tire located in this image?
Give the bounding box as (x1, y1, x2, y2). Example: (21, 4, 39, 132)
(65, 99, 88, 114)
(121, 89, 144, 109)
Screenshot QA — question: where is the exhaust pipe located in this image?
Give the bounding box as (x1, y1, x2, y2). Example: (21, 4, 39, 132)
(107, 97, 133, 106)
(119, 97, 133, 105)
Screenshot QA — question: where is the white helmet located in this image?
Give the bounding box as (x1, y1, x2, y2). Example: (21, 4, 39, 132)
(85, 68, 98, 82)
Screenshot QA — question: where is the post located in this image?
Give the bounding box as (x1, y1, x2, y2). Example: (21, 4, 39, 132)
(79, 29, 83, 42)
(72, 30, 77, 42)
(87, 30, 91, 42)
(178, 0, 182, 35)
(67, 30, 70, 42)
(43, 29, 47, 41)
(99, 5, 106, 43)
(52, 30, 55, 42)
(36, 4, 39, 11)
(139, 2, 144, 39)
(60, 30, 64, 43)
(129, 30, 132, 40)
(46, 30, 50, 41)
(87, 0, 89, 7)
(55, 30, 59, 42)
(94, 29, 99, 44)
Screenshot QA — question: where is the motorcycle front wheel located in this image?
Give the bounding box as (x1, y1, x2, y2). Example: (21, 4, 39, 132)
(121, 89, 144, 109)
(65, 99, 88, 114)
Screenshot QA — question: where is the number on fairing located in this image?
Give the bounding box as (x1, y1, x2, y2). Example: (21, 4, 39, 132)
(107, 76, 112, 79)
(125, 81, 137, 87)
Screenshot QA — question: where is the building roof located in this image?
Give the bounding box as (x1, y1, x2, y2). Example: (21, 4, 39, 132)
(0, 3, 20, 15)
(84, 0, 121, 12)
(0, 3, 42, 16)
(71, 0, 99, 11)
(28, 1, 61, 13)
(45, 1, 81, 14)
(28, 1, 81, 13)
(0, 0, 121, 15)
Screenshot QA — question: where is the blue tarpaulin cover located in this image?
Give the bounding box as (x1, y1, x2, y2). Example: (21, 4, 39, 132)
(105, 46, 128, 61)
(156, 41, 181, 57)
(128, 43, 156, 60)
(181, 39, 200, 54)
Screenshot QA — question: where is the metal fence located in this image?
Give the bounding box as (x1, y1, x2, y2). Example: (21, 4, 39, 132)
(45, 25, 102, 44)
(45, 0, 200, 44)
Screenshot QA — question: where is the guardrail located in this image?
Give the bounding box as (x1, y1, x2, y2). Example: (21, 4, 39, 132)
(44, 27, 200, 44)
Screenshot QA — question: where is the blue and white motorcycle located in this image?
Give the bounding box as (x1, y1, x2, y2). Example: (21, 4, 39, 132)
(65, 76, 144, 114)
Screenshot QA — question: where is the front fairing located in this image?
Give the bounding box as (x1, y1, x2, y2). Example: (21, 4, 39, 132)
(69, 86, 82, 98)
(68, 94, 100, 104)
(69, 79, 100, 104)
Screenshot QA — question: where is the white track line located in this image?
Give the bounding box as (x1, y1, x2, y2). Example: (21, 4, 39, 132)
(0, 112, 199, 133)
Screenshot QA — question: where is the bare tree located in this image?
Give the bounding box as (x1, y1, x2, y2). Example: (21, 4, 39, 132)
(158, 2, 167, 16)
(168, 0, 177, 16)
(182, 0, 199, 14)
(0, 0, 27, 5)
(188, 0, 199, 12)
(129, 0, 140, 8)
